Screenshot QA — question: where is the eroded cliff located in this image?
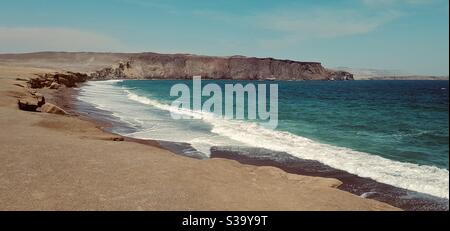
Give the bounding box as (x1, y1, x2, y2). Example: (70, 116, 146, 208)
(91, 53, 353, 81)
(0, 52, 353, 81)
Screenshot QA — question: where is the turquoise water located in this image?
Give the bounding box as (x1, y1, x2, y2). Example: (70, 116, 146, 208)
(278, 81, 449, 169)
(78, 80, 449, 199)
(118, 80, 449, 169)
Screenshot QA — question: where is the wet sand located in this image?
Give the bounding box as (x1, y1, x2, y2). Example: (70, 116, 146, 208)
(210, 148, 448, 211)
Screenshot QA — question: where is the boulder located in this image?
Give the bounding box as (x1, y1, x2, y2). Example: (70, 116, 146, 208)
(111, 137, 125, 142)
(40, 103, 68, 115)
(18, 97, 39, 112)
(49, 82, 60, 89)
(28, 89, 38, 95)
(55, 75, 75, 88)
(28, 77, 47, 88)
(33, 93, 46, 107)
(40, 103, 67, 115)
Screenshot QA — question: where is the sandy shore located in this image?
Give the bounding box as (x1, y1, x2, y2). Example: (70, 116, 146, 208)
(0, 64, 400, 211)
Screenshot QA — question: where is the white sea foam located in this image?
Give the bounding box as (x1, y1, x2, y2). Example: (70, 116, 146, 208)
(79, 81, 450, 199)
(104, 79, 124, 83)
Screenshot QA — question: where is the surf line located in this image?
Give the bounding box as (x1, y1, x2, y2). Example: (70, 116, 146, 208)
(169, 76, 279, 129)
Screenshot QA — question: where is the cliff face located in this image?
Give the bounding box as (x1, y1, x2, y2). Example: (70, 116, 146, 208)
(91, 53, 353, 81)
(0, 52, 353, 81)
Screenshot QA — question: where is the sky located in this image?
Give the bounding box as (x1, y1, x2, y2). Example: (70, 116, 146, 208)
(0, 0, 448, 75)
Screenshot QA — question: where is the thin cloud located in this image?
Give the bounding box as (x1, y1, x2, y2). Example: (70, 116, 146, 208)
(254, 9, 402, 49)
(0, 27, 127, 53)
(173, 3, 404, 50)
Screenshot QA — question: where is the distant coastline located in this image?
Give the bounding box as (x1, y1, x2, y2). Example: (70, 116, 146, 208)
(332, 67, 448, 81)
(0, 52, 353, 81)
(356, 76, 449, 81)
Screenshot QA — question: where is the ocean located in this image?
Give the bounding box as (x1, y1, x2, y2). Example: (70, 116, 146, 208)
(76, 79, 449, 210)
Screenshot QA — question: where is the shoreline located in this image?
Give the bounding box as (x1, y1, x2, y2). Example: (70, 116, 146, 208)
(211, 149, 449, 211)
(70, 80, 447, 211)
(0, 64, 401, 211)
(61, 86, 208, 159)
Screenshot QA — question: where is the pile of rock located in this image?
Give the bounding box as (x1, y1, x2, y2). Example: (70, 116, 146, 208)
(90, 61, 132, 80)
(327, 71, 354, 81)
(18, 71, 88, 115)
(28, 72, 89, 89)
(17, 90, 67, 115)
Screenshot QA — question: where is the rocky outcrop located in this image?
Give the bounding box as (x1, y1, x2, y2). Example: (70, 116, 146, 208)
(90, 61, 131, 80)
(328, 71, 354, 81)
(89, 53, 353, 81)
(28, 72, 89, 89)
(55, 72, 89, 87)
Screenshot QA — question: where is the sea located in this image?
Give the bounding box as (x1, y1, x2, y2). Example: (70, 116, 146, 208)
(76, 79, 449, 210)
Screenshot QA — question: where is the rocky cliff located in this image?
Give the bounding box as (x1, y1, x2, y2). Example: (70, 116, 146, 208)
(0, 52, 353, 81)
(91, 53, 353, 81)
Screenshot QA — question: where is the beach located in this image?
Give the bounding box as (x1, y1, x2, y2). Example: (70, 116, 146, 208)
(0, 63, 401, 211)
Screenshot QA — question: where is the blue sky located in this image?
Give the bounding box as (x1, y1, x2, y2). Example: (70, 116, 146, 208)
(0, 0, 448, 75)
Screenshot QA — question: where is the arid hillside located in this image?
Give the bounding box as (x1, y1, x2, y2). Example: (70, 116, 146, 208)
(0, 52, 353, 81)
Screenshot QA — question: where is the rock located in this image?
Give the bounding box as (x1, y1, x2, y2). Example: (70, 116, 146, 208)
(90, 66, 128, 80)
(328, 71, 354, 81)
(40, 103, 68, 115)
(100, 136, 125, 142)
(28, 91, 45, 106)
(111, 137, 125, 142)
(28, 77, 47, 88)
(49, 82, 60, 89)
(28, 89, 38, 95)
(54, 72, 89, 88)
(32, 93, 46, 107)
(28, 72, 89, 89)
(18, 97, 39, 112)
(118, 62, 126, 70)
